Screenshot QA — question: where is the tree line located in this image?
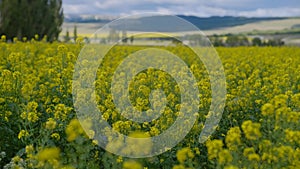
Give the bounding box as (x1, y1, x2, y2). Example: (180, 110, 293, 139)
(0, 0, 63, 42)
(210, 35, 285, 47)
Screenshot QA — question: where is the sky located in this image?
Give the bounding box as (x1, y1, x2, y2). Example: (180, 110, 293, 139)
(62, 0, 300, 17)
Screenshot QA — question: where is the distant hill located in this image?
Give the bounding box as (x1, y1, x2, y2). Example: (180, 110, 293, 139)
(64, 14, 288, 30)
(177, 15, 287, 30)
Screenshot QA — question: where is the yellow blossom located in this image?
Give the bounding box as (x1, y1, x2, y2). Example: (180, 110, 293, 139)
(261, 103, 274, 116)
(206, 139, 223, 160)
(243, 147, 255, 157)
(225, 126, 241, 151)
(25, 145, 34, 154)
(65, 119, 84, 142)
(284, 129, 299, 144)
(12, 156, 21, 163)
(37, 147, 60, 162)
(259, 139, 272, 152)
(172, 164, 186, 169)
(241, 120, 261, 140)
(18, 130, 29, 139)
(123, 160, 143, 169)
(218, 149, 232, 164)
(51, 133, 60, 140)
(45, 118, 57, 130)
(248, 153, 260, 161)
(176, 147, 194, 163)
(0, 98, 5, 103)
(117, 156, 123, 163)
(224, 165, 239, 169)
(27, 112, 39, 122)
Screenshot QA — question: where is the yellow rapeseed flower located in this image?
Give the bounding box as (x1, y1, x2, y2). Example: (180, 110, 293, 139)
(243, 147, 255, 157)
(224, 165, 239, 169)
(25, 145, 34, 154)
(261, 103, 274, 116)
(248, 153, 260, 161)
(258, 139, 272, 152)
(176, 147, 194, 163)
(0, 97, 5, 103)
(65, 119, 84, 142)
(172, 164, 186, 169)
(241, 120, 262, 140)
(123, 160, 143, 169)
(218, 149, 232, 164)
(225, 126, 241, 151)
(206, 139, 223, 160)
(116, 156, 123, 163)
(51, 133, 61, 140)
(262, 153, 278, 164)
(45, 118, 57, 130)
(18, 130, 29, 139)
(27, 112, 39, 123)
(12, 156, 21, 163)
(37, 147, 60, 162)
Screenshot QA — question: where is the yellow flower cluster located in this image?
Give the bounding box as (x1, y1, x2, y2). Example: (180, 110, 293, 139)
(243, 147, 260, 161)
(176, 147, 194, 163)
(45, 118, 57, 130)
(20, 101, 40, 123)
(65, 119, 85, 142)
(18, 130, 29, 139)
(206, 139, 223, 160)
(35, 147, 76, 168)
(123, 160, 143, 169)
(225, 126, 241, 150)
(261, 103, 274, 116)
(241, 120, 262, 140)
(37, 147, 60, 162)
(285, 129, 300, 144)
(218, 149, 233, 164)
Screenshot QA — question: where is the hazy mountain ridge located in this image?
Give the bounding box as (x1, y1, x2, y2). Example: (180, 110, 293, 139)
(177, 15, 288, 30)
(64, 14, 290, 30)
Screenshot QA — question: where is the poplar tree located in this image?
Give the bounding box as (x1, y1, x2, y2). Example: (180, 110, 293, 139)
(0, 0, 64, 41)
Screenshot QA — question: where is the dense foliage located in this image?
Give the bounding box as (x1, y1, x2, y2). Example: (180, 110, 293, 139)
(0, 0, 63, 42)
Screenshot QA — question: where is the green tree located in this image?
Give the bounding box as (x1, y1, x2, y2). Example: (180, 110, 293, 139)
(73, 25, 77, 42)
(252, 37, 262, 46)
(225, 35, 249, 47)
(0, 0, 63, 42)
(130, 36, 134, 44)
(64, 29, 70, 42)
(121, 30, 127, 44)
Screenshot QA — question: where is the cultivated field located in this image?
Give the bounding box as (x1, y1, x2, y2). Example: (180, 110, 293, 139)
(0, 39, 300, 168)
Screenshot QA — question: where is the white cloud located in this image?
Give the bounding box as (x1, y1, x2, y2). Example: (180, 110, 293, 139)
(146, 6, 300, 17)
(63, 4, 91, 14)
(62, 0, 300, 17)
(94, 0, 126, 9)
(238, 7, 300, 17)
(152, 6, 235, 17)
